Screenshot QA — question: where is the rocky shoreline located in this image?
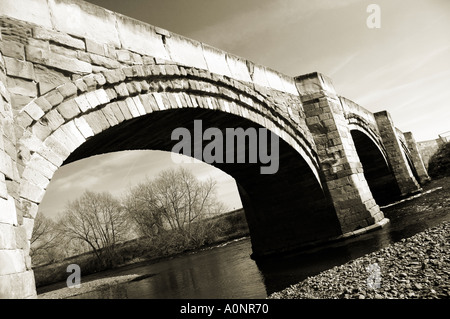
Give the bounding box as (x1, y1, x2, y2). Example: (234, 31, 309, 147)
(269, 220, 450, 299)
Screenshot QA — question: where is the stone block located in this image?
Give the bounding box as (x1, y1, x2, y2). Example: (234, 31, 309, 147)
(20, 129, 43, 153)
(0, 269, 37, 298)
(27, 153, 58, 180)
(202, 43, 232, 78)
(94, 73, 106, 86)
(57, 99, 80, 120)
(43, 108, 65, 131)
(74, 78, 88, 93)
(84, 110, 110, 135)
(57, 82, 78, 99)
(165, 33, 208, 70)
(14, 225, 28, 250)
(11, 94, 33, 110)
(115, 13, 170, 60)
(108, 102, 125, 123)
(137, 94, 155, 114)
(101, 105, 119, 126)
(22, 217, 34, 242)
(114, 82, 129, 98)
(31, 121, 52, 141)
(4, 57, 35, 80)
(103, 68, 126, 84)
(85, 38, 104, 56)
(6, 77, 37, 98)
(132, 96, 146, 115)
(0, 223, 17, 249)
(34, 64, 71, 95)
(89, 53, 121, 69)
(20, 180, 45, 203)
(0, 249, 26, 276)
(73, 117, 94, 139)
(43, 90, 64, 108)
(49, 0, 120, 46)
(226, 53, 252, 83)
(22, 166, 50, 190)
(0, 41, 25, 59)
(59, 121, 86, 151)
(116, 49, 131, 63)
(116, 100, 132, 120)
(252, 65, 270, 88)
(26, 45, 92, 74)
(0, 195, 18, 226)
(124, 97, 140, 117)
(152, 92, 166, 110)
(74, 94, 90, 112)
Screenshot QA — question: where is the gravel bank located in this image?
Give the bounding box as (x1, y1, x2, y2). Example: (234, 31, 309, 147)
(38, 274, 140, 299)
(269, 221, 450, 299)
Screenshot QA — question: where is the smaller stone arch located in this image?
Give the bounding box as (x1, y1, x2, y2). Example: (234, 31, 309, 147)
(349, 128, 401, 205)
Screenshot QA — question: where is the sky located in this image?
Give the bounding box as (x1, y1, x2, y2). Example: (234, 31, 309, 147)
(39, 0, 450, 220)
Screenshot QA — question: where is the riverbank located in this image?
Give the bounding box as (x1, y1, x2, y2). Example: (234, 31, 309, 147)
(34, 208, 249, 289)
(269, 220, 450, 299)
(37, 176, 450, 299)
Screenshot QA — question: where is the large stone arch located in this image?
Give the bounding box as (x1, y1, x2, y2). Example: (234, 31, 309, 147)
(16, 63, 341, 263)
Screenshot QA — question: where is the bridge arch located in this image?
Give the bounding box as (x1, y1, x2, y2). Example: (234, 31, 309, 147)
(349, 127, 400, 205)
(16, 64, 342, 261)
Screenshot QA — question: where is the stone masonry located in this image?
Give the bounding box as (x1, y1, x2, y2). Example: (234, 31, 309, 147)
(0, 0, 429, 298)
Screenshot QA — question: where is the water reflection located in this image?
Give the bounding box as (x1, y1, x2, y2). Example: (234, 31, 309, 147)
(66, 188, 449, 299)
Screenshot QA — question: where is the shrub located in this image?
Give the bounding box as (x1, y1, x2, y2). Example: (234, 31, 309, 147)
(428, 141, 450, 178)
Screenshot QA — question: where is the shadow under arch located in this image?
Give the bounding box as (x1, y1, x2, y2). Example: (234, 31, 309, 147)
(350, 129, 401, 205)
(63, 108, 342, 258)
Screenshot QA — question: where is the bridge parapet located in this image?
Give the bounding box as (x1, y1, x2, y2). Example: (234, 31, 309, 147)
(0, 0, 299, 97)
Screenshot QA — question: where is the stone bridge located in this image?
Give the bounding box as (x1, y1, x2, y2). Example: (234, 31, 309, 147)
(0, 0, 430, 298)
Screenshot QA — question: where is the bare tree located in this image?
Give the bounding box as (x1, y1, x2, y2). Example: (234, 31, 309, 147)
(59, 191, 129, 267)
(30, 213, 63, 266)
(124, 167, 227, 251)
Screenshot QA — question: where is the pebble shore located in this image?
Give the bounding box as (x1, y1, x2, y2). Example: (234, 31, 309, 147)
(269, 221, 450, 299)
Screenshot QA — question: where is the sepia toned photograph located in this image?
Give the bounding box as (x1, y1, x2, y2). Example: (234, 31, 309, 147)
(0, 0, 448, 312)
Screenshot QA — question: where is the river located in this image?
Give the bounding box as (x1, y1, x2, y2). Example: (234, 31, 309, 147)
(40, 185, 449, 299)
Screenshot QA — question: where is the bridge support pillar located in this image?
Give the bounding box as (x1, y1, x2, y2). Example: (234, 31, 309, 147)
(295, 73, 385, 233)
(374, 111, 422, 196)
(404, 132, 430, 185)
(0, 64, 37, 298)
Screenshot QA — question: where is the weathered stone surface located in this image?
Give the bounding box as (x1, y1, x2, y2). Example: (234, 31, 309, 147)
(6, 77, 37, 97)
(0, 41, 25, 59)
(57, 82, 78, 99)
(202, 43, 233, 78)
(85, 38, 104, 56)
(4, 56, 35, 80)
(23, 101, 45, 121)
(165, 33, 208, 70)
(34, 64, 71, 95)
(115, 14, 169, 60)
(0, 269, 36, 299)
(0, 223, 17, 249)
(57, 99, 80, 120)
(0, 195, 18, 226)
(33, 27, 85, 50)
(25, 46, 92, 74)
(83, 110, 110, 135)
(73, 117, 94, 139)
(0, 249, 26, 276)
